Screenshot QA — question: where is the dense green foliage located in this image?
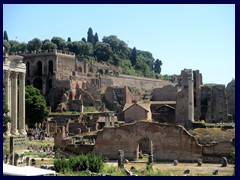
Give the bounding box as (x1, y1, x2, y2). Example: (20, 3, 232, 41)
(54, 153, 104, 173)
(25, 85, 49, 127)
(3, 27, 165, 79)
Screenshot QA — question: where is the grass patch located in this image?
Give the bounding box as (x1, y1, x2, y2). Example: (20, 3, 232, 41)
(28, 140, 54, 147)
(192, 128, 235, 145)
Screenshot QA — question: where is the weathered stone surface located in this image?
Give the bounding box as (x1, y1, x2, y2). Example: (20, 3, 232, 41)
(151, 85, 178, 101)
(201, 84, 227, 123)
(226, 80, 235, 121)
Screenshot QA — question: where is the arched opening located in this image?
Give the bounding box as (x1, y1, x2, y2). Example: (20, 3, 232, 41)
(48, 60, 53, 76)
(26, 62, 30, 76)
(79, 66, 82, 73)
(136, 137, 152, 161)
(36, 61, 42, 76)
(33, 78, 43, 92)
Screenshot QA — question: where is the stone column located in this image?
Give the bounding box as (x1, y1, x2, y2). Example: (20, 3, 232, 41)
(18, 73, 27, 134)
(10, 71, 19, 135)
(105, 116, 109, 127)
(118, 150, 124, 168)
(4, 70, 11, 136)
(188, 73, 194, 122)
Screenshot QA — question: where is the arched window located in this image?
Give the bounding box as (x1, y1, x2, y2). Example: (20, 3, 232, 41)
(48, 60, 53, 75)
(26, 62, 30, 76)
(36, 61, 42, 76)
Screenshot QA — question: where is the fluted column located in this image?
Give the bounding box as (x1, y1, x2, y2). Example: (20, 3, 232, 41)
(18, 72, 27, 134)
(10, 71, 19, 135)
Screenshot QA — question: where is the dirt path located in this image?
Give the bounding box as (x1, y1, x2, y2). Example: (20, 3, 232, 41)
(107, 162, 234, 176)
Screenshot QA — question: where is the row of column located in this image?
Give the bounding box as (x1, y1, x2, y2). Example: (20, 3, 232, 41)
(4, 70, 26, 136)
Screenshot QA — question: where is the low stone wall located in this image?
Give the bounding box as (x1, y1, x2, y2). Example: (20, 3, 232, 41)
(65, 144, 94, 154)
(101, 75, 172, 92)
(3, 135, 28, 151)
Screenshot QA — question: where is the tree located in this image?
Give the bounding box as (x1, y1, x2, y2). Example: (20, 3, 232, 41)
(87, 27, 94, 44)
(154, 59, 163, 74)
(67, 37, 71, 42)
(93, 42, 113, 62)
(3, 40, 10, 53)
(25, 85, 49, 127)
(4, 31, 9, 41)
(42, 40, 58, 50)
(94, 33, 99, 44)
(8, 40, 20, 53)
(137, 50, 155, 70)
(82, 37, 87, 43)
(27, 38, 42, 51)
(17, 42, 27, 52)
(102, 35, 130, 59)
(51, 37, 67, 50)
(130, 47, 137, 66)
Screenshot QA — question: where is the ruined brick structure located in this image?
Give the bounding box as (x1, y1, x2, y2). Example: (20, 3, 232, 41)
(18, 50, 234, 124)
(93, 121, 202, 162)
(201, 84, 228, 123)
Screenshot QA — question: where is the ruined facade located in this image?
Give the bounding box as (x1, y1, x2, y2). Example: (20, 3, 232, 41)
(3, 49, 28, 150)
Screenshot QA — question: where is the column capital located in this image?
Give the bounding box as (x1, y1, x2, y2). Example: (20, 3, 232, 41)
(10, 71, 18, 79)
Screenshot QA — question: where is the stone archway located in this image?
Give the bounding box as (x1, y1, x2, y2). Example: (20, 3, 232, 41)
(136, 137, 152, 161)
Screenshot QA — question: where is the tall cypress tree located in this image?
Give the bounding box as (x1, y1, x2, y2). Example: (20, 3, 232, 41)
(94, 33, 99, 44)
(130, 47, 137, 66)
(4, 31, 9, 41)
(154, 59, 163, 74)
(67, 37, 71, 42)
(87, 27, 94, 44)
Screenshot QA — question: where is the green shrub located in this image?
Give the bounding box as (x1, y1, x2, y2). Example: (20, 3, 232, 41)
(54, 158, 70, 173)
(54, 153, 104, 174)
(87, 153, 104, 172)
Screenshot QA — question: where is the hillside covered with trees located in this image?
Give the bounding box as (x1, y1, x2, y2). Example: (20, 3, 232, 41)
(3, 28, 169, 79)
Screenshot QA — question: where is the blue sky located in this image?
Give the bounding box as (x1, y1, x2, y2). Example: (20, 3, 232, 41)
(3, 4, 235, 85)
